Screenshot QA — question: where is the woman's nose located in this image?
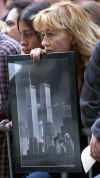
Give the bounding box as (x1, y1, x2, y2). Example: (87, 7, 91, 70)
(20, 36, 27, 46)
(41, 37, 49, 48)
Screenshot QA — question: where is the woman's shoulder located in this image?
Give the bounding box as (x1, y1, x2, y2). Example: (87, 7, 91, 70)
(0, 32, 21, 55)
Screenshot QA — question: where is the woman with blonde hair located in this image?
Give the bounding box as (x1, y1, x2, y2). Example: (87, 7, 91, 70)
(30, 1, 100, 92)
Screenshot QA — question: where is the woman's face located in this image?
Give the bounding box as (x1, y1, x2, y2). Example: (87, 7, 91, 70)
(19, 21, 41, 54)
(41, 29, 73, 53)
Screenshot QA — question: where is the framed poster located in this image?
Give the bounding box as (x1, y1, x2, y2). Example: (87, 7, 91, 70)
(8, 52, 82, 173)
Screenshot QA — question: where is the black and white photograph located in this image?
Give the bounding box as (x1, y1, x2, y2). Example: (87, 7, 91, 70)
(8, 52, 81, 172)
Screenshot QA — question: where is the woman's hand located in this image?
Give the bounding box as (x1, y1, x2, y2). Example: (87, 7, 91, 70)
(5, 121, 12, 129)
(90, 134, 100, 162)
(30, 48, 46, 62)
(0, 119, 12, 129)
(0, 119, 9, 125)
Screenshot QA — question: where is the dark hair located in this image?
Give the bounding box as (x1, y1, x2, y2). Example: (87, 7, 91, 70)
(7, 0, 31, 14)
(17, 2, 50, 29)
(17, 2, 50, 39)
(3, 0, 7, 4)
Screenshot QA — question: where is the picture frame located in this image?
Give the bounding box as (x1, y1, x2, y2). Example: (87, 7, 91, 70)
(8, 51, 82, 173)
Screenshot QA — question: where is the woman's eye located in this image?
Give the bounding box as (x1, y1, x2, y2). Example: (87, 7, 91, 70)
(41, 31, 56, 39)
(47, 32, 54, 36)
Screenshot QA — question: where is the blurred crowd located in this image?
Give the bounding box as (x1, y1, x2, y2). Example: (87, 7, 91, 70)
(0, 0, 100, 178)
(0, 0, 100, 20)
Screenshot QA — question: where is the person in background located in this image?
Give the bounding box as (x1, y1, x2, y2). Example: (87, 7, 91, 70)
(30, 1, 100, 93)
(0, 2, 51, 178)
(2, 0, 31, 42)
(17, 1, 50, 54)
(80, 40, 100, 128)
(1, 1, 50, 127)
(80, 40, 100, 177)
(89, 118, 100, 178)
(30, 2, 100, 177)
(0, 0, 10, 19)
(90, 118, 100, 162)
(81, 1, 100, 26)
(0, 32, 20, 178)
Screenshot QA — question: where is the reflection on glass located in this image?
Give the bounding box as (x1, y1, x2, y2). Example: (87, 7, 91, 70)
(15, 67, 75, 159)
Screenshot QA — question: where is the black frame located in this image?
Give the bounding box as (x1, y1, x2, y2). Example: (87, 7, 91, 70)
(8, 51, 82, 173)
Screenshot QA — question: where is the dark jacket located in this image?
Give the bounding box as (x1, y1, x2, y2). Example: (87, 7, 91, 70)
(80, 41, 100, 127)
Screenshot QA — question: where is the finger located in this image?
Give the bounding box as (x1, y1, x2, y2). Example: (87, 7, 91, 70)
(0, 119, 9, 125)
(5, 121, 12, 129)
(34, 49, 46, 61)
(41, 49, 46, 54)
(30, 48, 46, 62)
(30, 48, 40, 61)
(33, 49, 41, 61)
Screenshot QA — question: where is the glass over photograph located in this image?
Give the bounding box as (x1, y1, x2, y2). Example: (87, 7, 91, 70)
(8, 52, 82, 172)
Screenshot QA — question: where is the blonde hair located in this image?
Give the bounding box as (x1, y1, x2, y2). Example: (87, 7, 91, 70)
(33, 1, 100, 65)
